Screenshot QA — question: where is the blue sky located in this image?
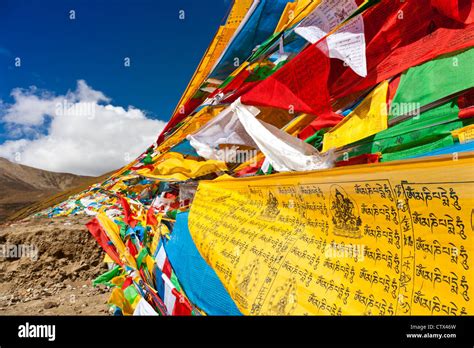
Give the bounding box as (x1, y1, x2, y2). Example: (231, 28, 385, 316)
(0, 0, 230, 174)
(0, 0, 229, 141)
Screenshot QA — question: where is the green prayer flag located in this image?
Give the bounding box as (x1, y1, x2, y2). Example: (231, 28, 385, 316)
(93, 265, 121, 287)
(390, 48, 474, 119)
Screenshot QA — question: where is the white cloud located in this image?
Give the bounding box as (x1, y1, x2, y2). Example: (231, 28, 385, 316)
(0, 80, 166, 176)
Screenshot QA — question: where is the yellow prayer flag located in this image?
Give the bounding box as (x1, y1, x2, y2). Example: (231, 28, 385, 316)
(136, 152, 227, 181)
(97, 213, 137, 269)
(108, 288, 135, 315)
(172, 0, 253, 116)
(323, 81, 389, 152)
(274, 0, 321, 33)
(452, 124, 474, 144)
(189, 153, 474, 315)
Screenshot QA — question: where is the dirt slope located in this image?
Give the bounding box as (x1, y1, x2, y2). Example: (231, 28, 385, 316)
(0, 159, 118, 315)
(0, 215, 110, 315)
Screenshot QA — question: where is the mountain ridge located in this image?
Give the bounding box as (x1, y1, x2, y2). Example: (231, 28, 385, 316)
(0, 157, 100, 222)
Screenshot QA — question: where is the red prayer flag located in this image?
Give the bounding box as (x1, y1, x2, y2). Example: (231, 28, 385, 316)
(298, 113, 344, 140)
(458, 88, 474, 119)
(432, 0, 474, 24)
(241, 42, 335, 117)
(235, 158, 265, 177)
(86, 218, 123, 266)
(126, 239, 138, 258)
(336, 153, 380, 167)
(171, 288, 193, 316)
(119, 195, 137, 228)
(121, 277, 133, 290)
(157, 97, 203, 144)
(330, 0, 474, 100)
(146, 207, 159, 226)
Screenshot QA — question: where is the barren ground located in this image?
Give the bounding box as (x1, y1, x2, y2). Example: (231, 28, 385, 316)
(0, 215, 110, 315)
